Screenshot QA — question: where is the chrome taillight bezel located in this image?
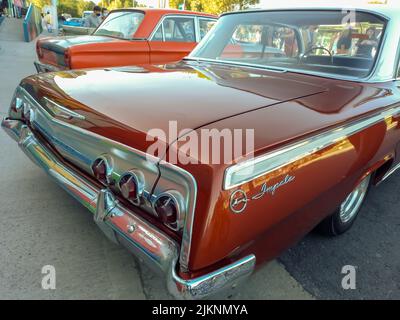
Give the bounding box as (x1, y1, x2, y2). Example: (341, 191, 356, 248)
(118, 170, 145, 205)
(152, 190, 185, 231)
(91, 156, 113, 186)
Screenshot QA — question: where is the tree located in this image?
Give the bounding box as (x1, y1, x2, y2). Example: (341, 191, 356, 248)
(27, 0, 50, 9)
(77, 0, 96, 16)
(170, 0, 260, 14)
(58, 0, 79, 16)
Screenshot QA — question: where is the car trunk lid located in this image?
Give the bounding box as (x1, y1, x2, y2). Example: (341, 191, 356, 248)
(24, 62, 327, 151)
(37, 35, 118, 68)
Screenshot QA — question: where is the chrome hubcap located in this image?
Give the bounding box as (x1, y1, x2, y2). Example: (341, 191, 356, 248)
(339, 175, 370, 223)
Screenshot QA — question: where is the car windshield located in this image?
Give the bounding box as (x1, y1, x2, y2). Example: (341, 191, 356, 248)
(94, 11, 145, 39)
(189, 10, 387, 79)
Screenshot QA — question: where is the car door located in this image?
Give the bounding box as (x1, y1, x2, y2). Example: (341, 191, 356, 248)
(149, 15, 197, 64)
(198, 17, 217, 41)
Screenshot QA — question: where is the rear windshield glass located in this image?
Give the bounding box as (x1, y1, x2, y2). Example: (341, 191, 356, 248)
(94, 11, 144, 39)
(190, 10, 387, 79)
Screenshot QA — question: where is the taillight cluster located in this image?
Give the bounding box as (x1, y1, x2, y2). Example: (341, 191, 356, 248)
(12, 97, 32, 123)
(153, 194, 179, 227)
(22, 103, 33, 123)
(91, 157, 183, 231)
(10, 97, 23, 116)
(91, 158, 108, 185)
(118, 171, 144, 205)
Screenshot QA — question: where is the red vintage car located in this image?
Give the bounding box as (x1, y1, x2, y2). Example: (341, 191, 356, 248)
(34, 8, 217, 73)
(3, 6, 400, 299)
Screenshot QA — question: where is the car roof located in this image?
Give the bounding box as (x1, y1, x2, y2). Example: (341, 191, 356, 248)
(113, 7, 217, 18)
(222, 4, 399, 21)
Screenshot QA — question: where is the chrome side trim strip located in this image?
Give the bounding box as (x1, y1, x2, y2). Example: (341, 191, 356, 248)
(224, 105, 400, 190)
(1, 118, 255, 300)
(43, 97, 86, 120)
(380, 161, 400, 183)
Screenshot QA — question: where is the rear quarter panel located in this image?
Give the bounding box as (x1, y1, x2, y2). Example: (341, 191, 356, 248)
(168, 81, 400, 273)
(149, 41, 197, 64)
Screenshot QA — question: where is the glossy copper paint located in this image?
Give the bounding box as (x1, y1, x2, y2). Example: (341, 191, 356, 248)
(36, 9, 216, 70)
(21, 61, 400, 277)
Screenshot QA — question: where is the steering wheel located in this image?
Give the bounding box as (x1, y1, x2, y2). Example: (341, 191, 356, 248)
(299, 46, 333, 65)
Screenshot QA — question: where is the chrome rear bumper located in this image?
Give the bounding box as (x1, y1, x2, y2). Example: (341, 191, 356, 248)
(1, 118, 256, 299)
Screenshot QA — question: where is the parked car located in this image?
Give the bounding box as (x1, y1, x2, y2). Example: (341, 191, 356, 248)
(82, 10, 93, 19)
(34, 8, 217, 73)
(3, 6, 400, 299)
(62, 17, 84, 27)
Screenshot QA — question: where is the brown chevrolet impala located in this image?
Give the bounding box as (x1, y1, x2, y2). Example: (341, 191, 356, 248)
(2, 7, 400, 299)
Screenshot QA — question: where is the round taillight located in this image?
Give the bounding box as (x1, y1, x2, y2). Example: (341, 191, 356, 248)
(10, 97, 23, 117)
(22, 104, 32, 123)
(91, 158, 108, 184)
(15, 98, 24, 111)
(118, 171, 144, 205)
(154, 195, 178, 225)
(119, 174, 138, 201)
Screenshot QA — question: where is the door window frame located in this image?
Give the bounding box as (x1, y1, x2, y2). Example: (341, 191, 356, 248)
(197, 17, 217, 41)
(149, 15, 217, 43)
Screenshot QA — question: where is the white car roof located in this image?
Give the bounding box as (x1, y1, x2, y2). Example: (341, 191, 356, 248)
(224, 4, 399, 21)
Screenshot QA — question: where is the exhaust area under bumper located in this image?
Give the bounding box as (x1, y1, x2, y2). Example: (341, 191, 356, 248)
(1, 117, 256, 299)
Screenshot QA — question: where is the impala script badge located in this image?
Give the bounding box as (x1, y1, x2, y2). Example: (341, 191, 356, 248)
(229, 175, 296, 214)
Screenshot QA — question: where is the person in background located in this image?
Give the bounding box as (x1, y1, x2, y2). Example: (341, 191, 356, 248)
(101, 7, 109, 21)
(357, 27, 379, 58)
(40, 12, 45, 29)
(305, 25, 319, 50)
(336, 28, 353, 55)
(84, 5, 102, 28)
(1, 0, 8, 17)
(13, 0, 22, 18)
(58, 14, 66, 26)
(44, 11, 52, 33)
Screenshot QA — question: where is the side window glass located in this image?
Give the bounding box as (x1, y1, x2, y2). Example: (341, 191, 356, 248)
(163, 17, 195, 42)
(199, 19, 216, 40)
(152, 25, 163, 41)
(397, 61, 400, 78)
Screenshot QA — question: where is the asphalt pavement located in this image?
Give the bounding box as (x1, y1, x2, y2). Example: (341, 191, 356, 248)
(279, 173, 400, 299)
(0, 17, 398, 300)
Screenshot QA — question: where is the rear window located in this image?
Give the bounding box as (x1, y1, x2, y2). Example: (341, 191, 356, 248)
(94, 11, 144, 39)
(191, 10, 387, 79)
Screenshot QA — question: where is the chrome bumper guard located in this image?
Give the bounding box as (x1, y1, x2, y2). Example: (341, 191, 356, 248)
(1, 118, 256, 299)
(34, 61, 61, 73)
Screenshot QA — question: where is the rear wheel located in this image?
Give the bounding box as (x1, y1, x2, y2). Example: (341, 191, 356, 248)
(317, 174, 371, 236)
